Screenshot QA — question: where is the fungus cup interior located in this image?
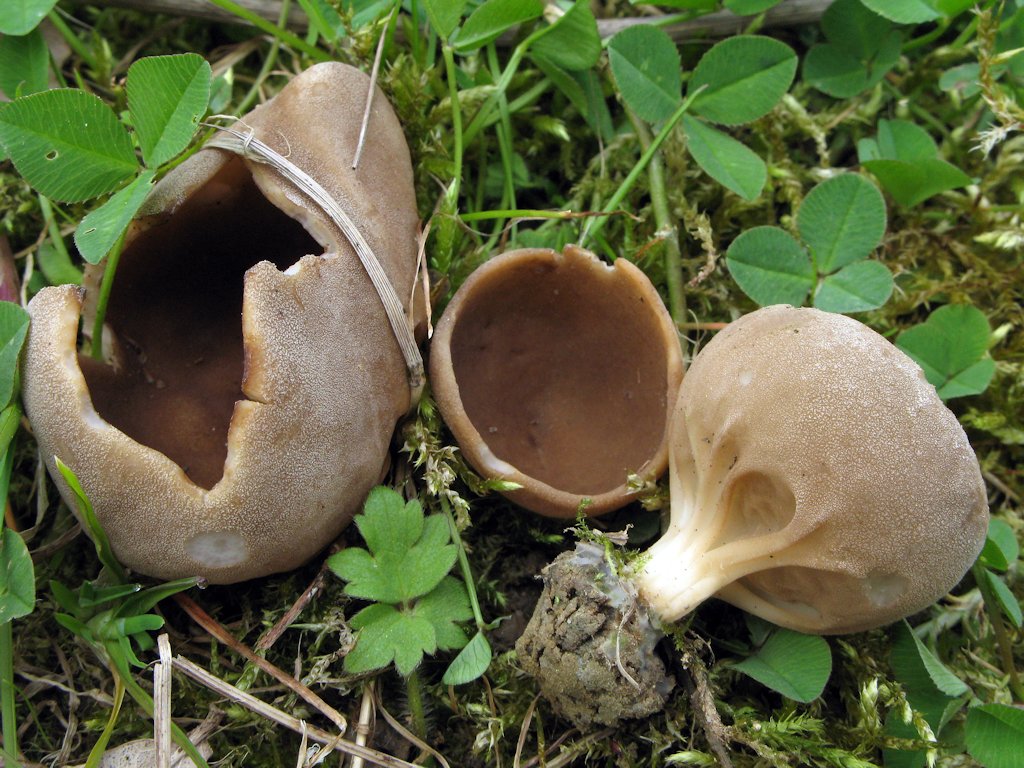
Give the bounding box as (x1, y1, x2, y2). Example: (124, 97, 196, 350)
(445, 248, 673, 498)
(79, 157, 319, 490)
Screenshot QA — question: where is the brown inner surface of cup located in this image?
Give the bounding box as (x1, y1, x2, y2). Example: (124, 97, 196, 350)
(79, 157, 320, 490)
(447, 252, 671, 496)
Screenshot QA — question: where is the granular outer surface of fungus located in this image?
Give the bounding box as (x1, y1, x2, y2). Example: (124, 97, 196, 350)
(22, 62, 421, 584)
(515, 543, 674, 728)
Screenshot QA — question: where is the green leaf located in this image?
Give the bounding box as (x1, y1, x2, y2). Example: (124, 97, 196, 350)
(862, 158, 972, 207)
(54, 457, 128, 583)
(443, 630, 493, 685)
(529, 0, 600, 72)
(724, 0, 783, 13)
(682, 115, 766, 200)
(891, 620, 969, 732)
(296, 0, 346, 42)
(36, 241, 83, 286)
(965, 704, 1024, 768)
(0, 0, 58, 35)
(0, 527, 36, 623)
(983, 569, 1023, 628)
(0, 302, 30, 409)
(938, 63, 982, 98)
(0, 89, 138, 202)
(859, 0, 940, 24)
(414, 575, 473, 650)
(896, 304, 995, 400)
(726, 226, 813, 307)
(532, 56, 614, 141)
(127, 54, 211, 169)
(454, 0, 543, 52)
(74, 170, 157, 265)
(978, 518, 1019, 572)
(688, 36, 797, 125)
(328, 487, 458, 603)
(607, 25, 682, 124)
(345, 603, 436, 676)
(814, 260, 893, 313)
(0, 28, 49, 98)
(422, 0, 465, 38)
(804, 1, 901, 99)
(732, 628, 832, 703)
(798, 174, 886, 273)
(858, 120, 971, 207)
(882, 710, 929, 768)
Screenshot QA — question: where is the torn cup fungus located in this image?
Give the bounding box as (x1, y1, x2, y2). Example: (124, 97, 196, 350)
(22, 62, 422, 584)
(517, 305, 988, 727)
(429, 245, 684, 517)
(635, 305, 989, 634)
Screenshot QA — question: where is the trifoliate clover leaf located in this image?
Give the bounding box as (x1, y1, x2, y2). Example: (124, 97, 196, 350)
(344, 603, 437, 676)
(328, 487, 458, 604)
(413, 575, 473, 651)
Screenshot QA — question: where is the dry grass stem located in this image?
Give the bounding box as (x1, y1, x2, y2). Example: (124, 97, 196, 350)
(174, 594, 348, 735)
(255, 556, 334, 653)
(352, 7, 393, 170)
(350, 681, 376, 768)
(154, 634, 173, 768)
(170, 655, 417, 768)
(372, 687, 452, 768)
(512, 695, 541, 768)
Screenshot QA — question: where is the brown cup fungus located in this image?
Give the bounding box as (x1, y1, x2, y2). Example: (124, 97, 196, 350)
(429, 245, 684, 517)
(518, 305, 989, 727)
(23, 63, 422, 584)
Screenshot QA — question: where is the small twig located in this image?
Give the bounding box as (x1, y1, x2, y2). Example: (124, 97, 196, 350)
(154, 635, 173, 768)
(372, 686, 452, 768)
(255, 554, 334, 652)
(170, 656, 416, 768)
(174, 594, 348, 735)
(682, 648, 734, 768)
(352, 6, 395, 170)
(512, 695, 541, 768)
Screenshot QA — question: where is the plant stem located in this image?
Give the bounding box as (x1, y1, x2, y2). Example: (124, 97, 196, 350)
(442, 44, 464, 191)
(579, 95, 694, 249)
(90, 229, 128, 360)
(628, 111, 685, 324)
(440, 497, 485, 629)
(46, 10, 96, 70)
(972, 563, 1024, 701)
(84, 674, 125, 768)
(0, 622, 19, 767)
(204, 0, 330, 61)
(233, 0, 291, 116)
(37, 195, 73, 272)
(405, 667, 428, 741)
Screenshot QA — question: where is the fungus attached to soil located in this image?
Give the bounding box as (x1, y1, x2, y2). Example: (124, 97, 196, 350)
(23, 62, 422, 584)
(517, 305, 989, 727)
(429, 245, 684, 517)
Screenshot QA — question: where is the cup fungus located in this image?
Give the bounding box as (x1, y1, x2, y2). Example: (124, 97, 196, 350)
(429, 245, 684, 517)
(23, 63, 423, 583)
(518, 305, 989, 727)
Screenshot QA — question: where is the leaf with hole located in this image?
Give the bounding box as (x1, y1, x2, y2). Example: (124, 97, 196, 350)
(891, 620, 970, 732)
(455, 0, 543, 52)
(732, 628, 832, 703)
(966, 704, 1024, 768)
(797, 173, 887, 273)
(688, 35, 797, 125)
(0, 89, 138, 202)
(896, 304, 995, 400)
(74, 170, 157, 265)
(530, 0, 600, 72)
(814, 259, 893, 313)
(0, 0, 58, 35)
(127, 54, 212, 168)
(726, 226, 813, 307)
(0, 27, 49, 99)
(682, 115, 766, 200)
(0, 525, 35, 624)
(978, 518, 1019, 572)
(607, 25, 681, 124)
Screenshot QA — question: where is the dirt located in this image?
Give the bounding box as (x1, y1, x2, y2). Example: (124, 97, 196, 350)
(515, 542, 674, 728)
